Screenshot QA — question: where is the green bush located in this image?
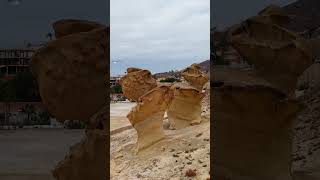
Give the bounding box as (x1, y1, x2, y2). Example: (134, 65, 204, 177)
(160, 77, 181, 83)
(111, 85, 122, 94)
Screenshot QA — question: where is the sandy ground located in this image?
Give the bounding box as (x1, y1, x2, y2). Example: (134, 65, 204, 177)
(111, 120, 210, 180)
(110, 102, 136, 131)
(0, 129, 84, 180)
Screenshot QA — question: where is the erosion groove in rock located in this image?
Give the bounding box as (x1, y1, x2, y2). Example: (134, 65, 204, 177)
(127, 85, 173, 151)
(119, 68, 157, 101)
(213, 83, 301, 180)
(181, 63, 209, 90)
(31, 27, 109, 122)
(167, 84, 204, 129)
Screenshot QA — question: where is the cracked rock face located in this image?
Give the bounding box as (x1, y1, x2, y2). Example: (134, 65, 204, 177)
(167, 83, 205, 129)
(181, 63, 209, 90)
(127, 85, 173, 151)
(119, 68, 157, 102)
(213, 82, 301, 180)
(31, 27, 109, 122)
(229, 13, 313, 94)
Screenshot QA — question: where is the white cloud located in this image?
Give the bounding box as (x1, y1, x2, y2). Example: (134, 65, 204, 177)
(111, 0, 210, 75)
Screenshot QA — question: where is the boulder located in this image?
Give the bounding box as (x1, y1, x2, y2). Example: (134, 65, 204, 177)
(31, 27, 109, 122)
(181, 63, 209, 90)
(167, 83, 205, 129)
(127, 85, 173, 151)
(53, 19, 106, 38)
(119, 68, 157, 101)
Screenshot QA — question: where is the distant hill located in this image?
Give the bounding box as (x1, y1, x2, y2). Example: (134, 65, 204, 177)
(198, 60, 210, 72)
(283, 0, 320, 32)
(153, 60, 209, 79)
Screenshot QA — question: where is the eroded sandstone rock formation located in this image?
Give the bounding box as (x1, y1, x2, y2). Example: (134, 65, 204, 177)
(31, 27, 108, 122)
(31, 19, 108, 180)
(181, 63, 209, 90)
(127, 85, 172, 151)
(119, 63, 209, 151)
(212, 4, 320, 180)
(119, 68, 157, 101)
(213, 80, 301, 180)
(229, 9, 313, 93)
(167, 84, 204, 129)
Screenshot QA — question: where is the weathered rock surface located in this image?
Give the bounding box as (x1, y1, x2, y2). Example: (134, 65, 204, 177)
(213, 81, 301, 180)
(31, 27, 109, 122)
(52, 130, 107, 180)
(127, 85, 172, 151)
(181, 64, 209, 90)
(229, 12, 313, 93)
(32, 20, 108, 180)
(120, 68, 157, 102)
(53, 19, 106, 39)
(292, 90, 320, 180)
(212, 68, 301, 179)
(167, 83, 205, 129)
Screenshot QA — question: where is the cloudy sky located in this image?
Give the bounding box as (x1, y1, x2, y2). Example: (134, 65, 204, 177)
(110, 0, 210, 76)
(0, 0, 108, 48)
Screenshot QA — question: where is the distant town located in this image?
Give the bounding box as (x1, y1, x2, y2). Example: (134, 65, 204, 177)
(0, 44, 82, 129)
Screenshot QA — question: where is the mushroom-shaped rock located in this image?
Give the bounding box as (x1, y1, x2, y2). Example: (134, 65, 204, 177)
(119, 68, 157, 101)
(213, 81, 301, 179)
(53, 19, 106, 39)
(127, 85, 173, 151)
(167, 83, 205, 129)
(229, 14, 313, 94)
(181, 64, 209, 90)
(31, 27, 109, 122)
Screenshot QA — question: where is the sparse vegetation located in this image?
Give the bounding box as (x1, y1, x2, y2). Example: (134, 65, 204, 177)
(160, 77, 181, 83)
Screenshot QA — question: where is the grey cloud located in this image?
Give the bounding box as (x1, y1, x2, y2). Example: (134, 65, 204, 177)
(111, 0, 210, 75)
